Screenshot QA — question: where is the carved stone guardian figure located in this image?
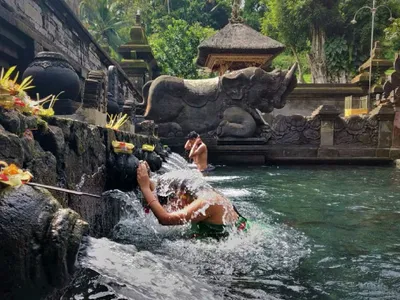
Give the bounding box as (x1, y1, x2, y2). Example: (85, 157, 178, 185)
(143, 65, 297, 138)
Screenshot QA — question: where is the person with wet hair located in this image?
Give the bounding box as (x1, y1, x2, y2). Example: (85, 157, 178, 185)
(137, 162, 248, 239)
(184, 131, 199, 152)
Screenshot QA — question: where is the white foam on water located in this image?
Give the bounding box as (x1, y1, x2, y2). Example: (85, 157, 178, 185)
(204, 176, 245, 182)
(75, 152, 313, 299)
(79, 237, 220, 300)
(217, 188, 252, 198)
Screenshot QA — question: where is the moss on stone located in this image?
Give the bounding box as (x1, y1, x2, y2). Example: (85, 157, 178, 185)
(37, 118, 49, 133)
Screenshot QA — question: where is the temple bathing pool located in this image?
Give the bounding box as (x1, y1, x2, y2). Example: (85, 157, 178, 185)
(68, 164, 400, 300)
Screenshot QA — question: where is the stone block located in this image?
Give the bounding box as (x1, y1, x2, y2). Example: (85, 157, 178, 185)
(390, 149, 400, 160)
(213, 154, 265, 165)
(80, 108, 107, 127)
(312, 104, 341, 119)
(378, 122, 394, 148)
(376, 148, 390, 158)
(217, 137, 267, 145)
(392, 111, 400, 147)
(266, 146, 318, 158)
(22, 1, 43, 27)
(318, 147, 339, 158)
(336, 147, 376, 157)
(320, 120, 334, 146)
(120, 123, 135, 134)
(369, 105, 395, 121)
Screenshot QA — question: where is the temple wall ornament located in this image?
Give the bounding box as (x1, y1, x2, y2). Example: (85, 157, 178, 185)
(144, 65, 297, 139)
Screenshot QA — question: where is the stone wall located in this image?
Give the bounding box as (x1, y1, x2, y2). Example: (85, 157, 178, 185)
(0, 108, 159, 236)
(272, 84, 365, 116)
(0, 0, 141, 102)
(162, 105, 400, 164)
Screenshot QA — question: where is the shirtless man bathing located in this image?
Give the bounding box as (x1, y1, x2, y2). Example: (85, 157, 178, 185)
(184, 131, 214, 173)
(137, 161, 248, 239)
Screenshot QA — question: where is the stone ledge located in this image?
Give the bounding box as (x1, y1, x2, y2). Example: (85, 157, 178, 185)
(217, 137, 267, 145)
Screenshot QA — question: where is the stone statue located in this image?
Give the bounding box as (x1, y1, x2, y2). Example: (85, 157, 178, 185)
(0, 185, 87, 299)
(143, 65, 297, 138)
(381, 53, 400, 107)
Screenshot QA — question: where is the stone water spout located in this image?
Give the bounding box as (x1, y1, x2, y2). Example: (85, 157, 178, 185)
(0, 185, 88, 299)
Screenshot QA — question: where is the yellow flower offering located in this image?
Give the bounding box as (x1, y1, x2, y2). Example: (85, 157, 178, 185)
(142, 144, 155, 152)
(0, 161, 33, 187)
(106, 113, 129, 130)
(0, 66, 61, 116)
(112, 141, 135, 154)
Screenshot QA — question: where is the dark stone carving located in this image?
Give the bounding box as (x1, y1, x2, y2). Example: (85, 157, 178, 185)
(144, 65, 297, 138)
(122, 99, 135, 119)
(107, 66, 118, 103)
(267, 114, 321, 145)
(380, 54, 400, 106)
(22, 52, 80, 101)
(334, 115, 378, 146)
(107, 66, 122, 115)
(82, 70, 107, 113)
(137, 80, 152, 116)
(107, 153, 139, 192)
(0, 185, 87, 299)
(134, 149, 163, 172)
(136, 120, 157, 136)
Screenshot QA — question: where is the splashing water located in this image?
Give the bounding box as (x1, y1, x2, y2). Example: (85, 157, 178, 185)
(168, 152, 191, 169)
(66, 153, 318, 299)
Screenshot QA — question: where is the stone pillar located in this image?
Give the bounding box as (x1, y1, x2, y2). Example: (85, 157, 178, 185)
(390, 85, 400, 149)
(370, 105, 396, 159)
(369, 105, 395, 149)
(391, 104, 400, 159)
(313, 105, 340, 147)
(393, 107, 400, 148)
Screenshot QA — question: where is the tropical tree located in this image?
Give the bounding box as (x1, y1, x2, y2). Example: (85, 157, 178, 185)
(243, 0, 266, 30)
(262, 0, 399, 83)
(79, 0, 128, 58)
(149, 19, 216, 78)
(262, 0, 309, 82)
(384, 18, 400, 52)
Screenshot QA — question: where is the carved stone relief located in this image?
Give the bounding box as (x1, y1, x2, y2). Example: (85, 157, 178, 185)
(334, 115, 378, 146)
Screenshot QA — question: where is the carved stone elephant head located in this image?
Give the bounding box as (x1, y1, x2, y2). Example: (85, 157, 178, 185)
(220, 64, 297, 113)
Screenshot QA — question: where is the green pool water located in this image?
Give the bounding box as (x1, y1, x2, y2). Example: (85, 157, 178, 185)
(75, 163, 400, 300)
(209, 165, 400, 299)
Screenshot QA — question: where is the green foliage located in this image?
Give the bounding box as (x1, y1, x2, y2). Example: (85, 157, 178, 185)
(384, 18, 400, 53)
(136, 0, 230, 35)
(325, 36, 350, 73)
(148, 19, 216, 79)
(242, 0, 266, 30)
(79, 0, 128, 57)
(262, 0, 399, 81)
(77, 0, 399, 82)
(261, 0, 308, 49)
(271, 50, 310, 73)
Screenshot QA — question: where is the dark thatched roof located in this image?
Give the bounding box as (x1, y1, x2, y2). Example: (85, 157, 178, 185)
(196, 22, 285, 66)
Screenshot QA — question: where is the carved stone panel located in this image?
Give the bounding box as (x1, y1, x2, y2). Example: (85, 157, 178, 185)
(334, 115, 378, 146)
(267, 115, 321, 145)
(82, 71, 107, 113)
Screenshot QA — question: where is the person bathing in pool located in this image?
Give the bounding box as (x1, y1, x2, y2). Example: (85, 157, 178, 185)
(184, 131, 214, 174)
(137, 162, 248, 238)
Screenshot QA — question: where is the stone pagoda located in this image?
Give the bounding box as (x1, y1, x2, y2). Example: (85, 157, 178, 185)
(351, 41, 393, 96)
(118, 11, 160, 91)
(196, 0, 285, 75)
